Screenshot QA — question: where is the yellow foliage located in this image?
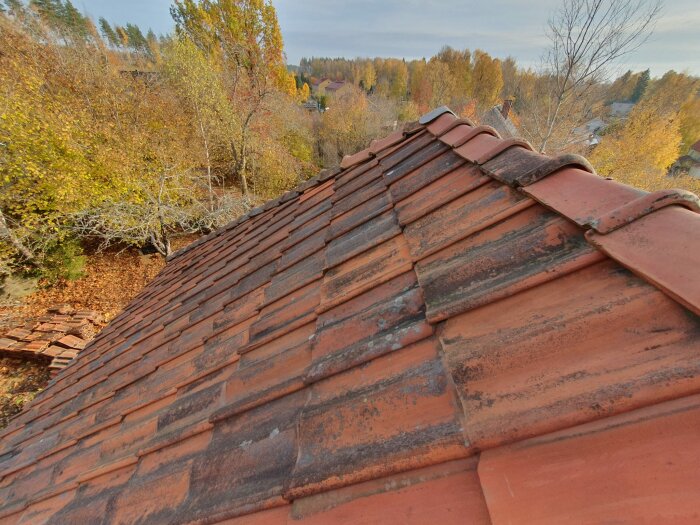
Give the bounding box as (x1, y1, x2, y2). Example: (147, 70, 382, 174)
(590, 101, 682, 191)
(679, 97, 700, 152)
(297, 82, 311, 102)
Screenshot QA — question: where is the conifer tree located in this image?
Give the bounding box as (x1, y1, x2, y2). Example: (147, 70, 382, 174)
(98, 17, 118, 47)
(631, 69, 650, 102)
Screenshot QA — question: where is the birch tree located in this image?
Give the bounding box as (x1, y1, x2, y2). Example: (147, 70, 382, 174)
(533, 0, 662, 153)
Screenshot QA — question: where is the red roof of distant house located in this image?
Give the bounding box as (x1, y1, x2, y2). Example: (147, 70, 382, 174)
(1, 107, 699, 524)
(325, 80, 346, 92)
(692, 139, 700, 152)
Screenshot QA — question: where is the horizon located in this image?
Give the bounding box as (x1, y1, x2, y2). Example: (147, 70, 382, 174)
(75, 0, 700, 78)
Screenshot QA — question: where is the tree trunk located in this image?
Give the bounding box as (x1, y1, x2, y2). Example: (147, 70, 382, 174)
(199, 120, 215, 212)
(538, 92, 564, 154)
(239, 143, 249, 197)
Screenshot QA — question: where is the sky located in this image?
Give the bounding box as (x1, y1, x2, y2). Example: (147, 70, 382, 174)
(77, 0, 700, 77)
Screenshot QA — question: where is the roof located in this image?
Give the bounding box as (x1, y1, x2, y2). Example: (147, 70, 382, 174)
(692, 139, 700, 153)
(0, 306, 102, 376)
(1, 106, 699, 524)
(324, 81, 346, 92)
(480, 106, 518, 138)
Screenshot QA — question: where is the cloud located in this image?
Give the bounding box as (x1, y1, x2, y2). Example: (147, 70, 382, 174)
(78, 0, 699, 76)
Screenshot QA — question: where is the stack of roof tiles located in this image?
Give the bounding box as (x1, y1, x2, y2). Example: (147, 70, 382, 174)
(0, 306, 103, 376)
(0, 107, 699, 524)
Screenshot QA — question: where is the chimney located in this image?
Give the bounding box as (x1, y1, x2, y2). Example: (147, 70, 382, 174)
(501, 98, 514, 120)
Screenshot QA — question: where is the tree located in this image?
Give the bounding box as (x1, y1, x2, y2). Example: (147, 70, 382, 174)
(425, 59, 457, 109)
(115, 25, 129, 47)
(171, 0, 289, 196)
(644, 70, 700, 116)
(298, 82, 310, 102)
(98, 17, 118, 47)
(435, 46, 472, 105)
(679, 97, 700, 152)
(608, 70, 633, 101)
(317, 86, 385, 166)
(359, 60, 376, 91)
(590, 98, 682, 190)
(472, 50, 503, 109)
(630, 68, 650, 102)
(125, 23, 147, 52)
(163, 37, 233, 214)
(60, 0, 89, 39)
(146, 29, 161, 63)
(534, 0, 662, 153)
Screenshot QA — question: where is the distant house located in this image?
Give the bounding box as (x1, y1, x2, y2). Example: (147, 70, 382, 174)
(302, 99, 321, 112)
(481, 99, 518, 138)
(324, 80, 347, 94)
(573, 117, 607, 146)
(311, 78, 331, 95)
(311, 79, 348, 97)
(610, 101, 635, 118)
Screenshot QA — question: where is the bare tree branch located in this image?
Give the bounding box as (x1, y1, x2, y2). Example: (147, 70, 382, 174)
(536, 0, 662, 152)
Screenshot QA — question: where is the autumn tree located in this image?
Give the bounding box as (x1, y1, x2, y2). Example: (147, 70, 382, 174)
(472, 50, 503, 109)
(679, 97, 700, 152)
(163, 37, 234, 213)
(606, 70, 639, 102)
(590, 99, 681, 190)
(359, 60, 376, 91)
(644, 71, 700, 116)
(317, 86, 387, 166)
(424, 59, 456, 109)
(435, 46, 472, 107)
(298, 82, 311, 102)
(171, 0, 290, 196)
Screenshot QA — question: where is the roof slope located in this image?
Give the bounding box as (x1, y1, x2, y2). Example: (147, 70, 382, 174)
(1, 107, 699, 524)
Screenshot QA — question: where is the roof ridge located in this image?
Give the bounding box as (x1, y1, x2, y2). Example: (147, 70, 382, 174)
(420, 107, 700, 315)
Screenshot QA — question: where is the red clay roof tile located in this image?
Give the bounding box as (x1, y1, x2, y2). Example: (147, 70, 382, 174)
(416, 205, 604, 322)
(479, 393, 700, 524)
(290, 458, 490, 525)
(309, 271, 432, 382)
(587, 206, 700, 315)
(440, 259, 700, 448)
(2, 106, 699, 524)
(425, 112, 459, 135)
(288, 337, 467, 499)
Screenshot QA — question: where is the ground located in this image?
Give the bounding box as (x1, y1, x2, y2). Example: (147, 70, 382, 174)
(0, 237, 197, 428)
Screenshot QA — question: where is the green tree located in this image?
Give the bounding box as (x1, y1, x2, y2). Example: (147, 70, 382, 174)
(163, 37, 233, 213)
(630, 69, 650, 102)
(125, 23, 147, 52)
(679, 97, 700, 152)
(98, 17, 118, 47)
